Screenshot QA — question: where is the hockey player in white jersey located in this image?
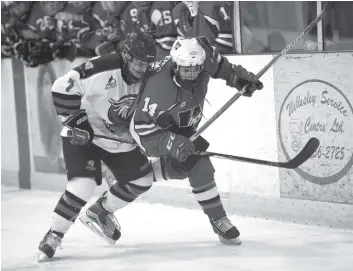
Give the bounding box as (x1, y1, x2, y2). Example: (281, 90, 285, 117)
(36, 32, 156, 261)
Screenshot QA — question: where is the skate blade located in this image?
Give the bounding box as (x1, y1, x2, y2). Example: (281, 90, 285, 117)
(34, 250, 51, 263)
(79, 214, 117, 245)
(218, 236, 242, 245)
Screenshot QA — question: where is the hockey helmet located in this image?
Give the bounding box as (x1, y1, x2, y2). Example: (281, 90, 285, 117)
(170, 38, 206, 88)
(120, 32, 156, 85)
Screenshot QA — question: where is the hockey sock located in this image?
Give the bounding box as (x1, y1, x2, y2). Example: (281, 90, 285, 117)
(51, 177, 96, 234)
(102, 171, 153, 213)
(189, 157, 226, 220)
(191, 179, 226, 220)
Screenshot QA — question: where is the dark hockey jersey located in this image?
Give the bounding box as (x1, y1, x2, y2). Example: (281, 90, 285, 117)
(200, 1, 234, 54)
(19, 1, 57, 41)
(150, 1, 178, 53)
(120, 2, 141, 36)
(55, 3, 90, 46)
(83, 1, 122, 50)
(172, 2, 213, 40)
(130, 50, 229, 157)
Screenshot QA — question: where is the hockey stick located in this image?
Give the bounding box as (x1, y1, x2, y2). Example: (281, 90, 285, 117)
(94, 134, 320, 169)
(189, 2, 331, 142)
(199, 137, 320, 169)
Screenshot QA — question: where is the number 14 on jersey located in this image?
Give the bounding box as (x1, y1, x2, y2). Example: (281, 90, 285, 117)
(142, 97, 158, 117)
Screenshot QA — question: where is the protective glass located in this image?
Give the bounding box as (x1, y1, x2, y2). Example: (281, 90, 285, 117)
(178, 65, 203, 81)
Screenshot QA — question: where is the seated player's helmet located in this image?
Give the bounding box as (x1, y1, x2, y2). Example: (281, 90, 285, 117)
(170, 38, 206, 88)
(120, 32, 156, 85)
(41, 1, 66, 16)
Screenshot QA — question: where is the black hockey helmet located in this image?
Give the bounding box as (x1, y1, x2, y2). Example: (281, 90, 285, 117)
(120, 32, 156, 85)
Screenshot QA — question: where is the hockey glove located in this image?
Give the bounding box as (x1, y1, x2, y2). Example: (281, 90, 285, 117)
(95, 41, 118, 56)
(159, 132, 196, 162)
(63, 110, 94, 146)
(226, 65, 263, 97)
(193, 135, 210, 152)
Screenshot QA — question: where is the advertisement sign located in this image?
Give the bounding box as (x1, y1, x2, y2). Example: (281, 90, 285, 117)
(275, 53, 353, 204)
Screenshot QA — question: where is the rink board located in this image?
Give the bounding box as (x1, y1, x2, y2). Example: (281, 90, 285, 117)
(273, 52, 353, 204)
(1, 53, 352, 229)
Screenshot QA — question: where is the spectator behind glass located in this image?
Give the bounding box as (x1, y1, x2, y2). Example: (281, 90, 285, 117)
(323, 1, 353, 51)
(240, 1, 317, 53)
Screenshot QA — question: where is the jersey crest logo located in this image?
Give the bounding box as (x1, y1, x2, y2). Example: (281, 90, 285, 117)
(107, 94, 137, 124)
(105, 76, 117, 90)
(178, 105, 202, 128)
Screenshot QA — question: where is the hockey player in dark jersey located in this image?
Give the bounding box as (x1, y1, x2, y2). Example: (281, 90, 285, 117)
(173, 1, 234, 54)
(5, 1, 78, 66)
(149, 1, 179, 60)
(172, 1, 214, 39)
(55, 1, 95, 58)
(1, 2, 18, 57)
(120, 2, 145, 36)
(131, 37, 263, 244)
(35, 32, 157, 261)
(83, 1, 125, 56)
(199, 1, 234, 54)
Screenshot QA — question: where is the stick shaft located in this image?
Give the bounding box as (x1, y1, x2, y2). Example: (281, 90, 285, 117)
(190, 4, 330, 142)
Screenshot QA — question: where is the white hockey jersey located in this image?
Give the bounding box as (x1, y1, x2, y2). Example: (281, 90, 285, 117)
(51, 55, 141, 153)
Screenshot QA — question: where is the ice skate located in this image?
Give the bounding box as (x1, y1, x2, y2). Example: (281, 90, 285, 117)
(79, 192, 121, 245)
(35, 229, 63, 262)
(210, 216, 242, 245)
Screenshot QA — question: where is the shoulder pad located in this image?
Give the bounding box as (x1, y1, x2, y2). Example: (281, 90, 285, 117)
(151, 56, 171, 73)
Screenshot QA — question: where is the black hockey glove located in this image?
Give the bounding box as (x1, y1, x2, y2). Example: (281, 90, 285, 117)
(63, 110, 94, 146)
(226, 65, 263, 97)
(193, 136, 210, 152)
(95, 41, 118, 56)
(159, 132, 196, 162)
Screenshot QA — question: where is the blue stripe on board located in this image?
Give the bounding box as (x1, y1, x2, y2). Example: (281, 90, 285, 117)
(12, 58, 31, 189)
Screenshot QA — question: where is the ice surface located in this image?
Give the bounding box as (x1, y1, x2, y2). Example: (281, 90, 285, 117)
(1, 186, 353, 271)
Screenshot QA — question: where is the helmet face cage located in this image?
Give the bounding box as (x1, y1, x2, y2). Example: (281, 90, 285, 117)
(120, 33, 156, 84)
(177, 64, 203, 82)
(127, 57, 151, 82)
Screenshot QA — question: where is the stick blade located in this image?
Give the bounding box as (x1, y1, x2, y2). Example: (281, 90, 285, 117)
(285, 137, 320, 169)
